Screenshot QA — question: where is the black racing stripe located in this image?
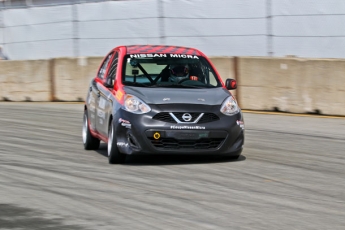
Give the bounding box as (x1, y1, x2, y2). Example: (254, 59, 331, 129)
(127, 45, 200, 55)
(128, 45, 147, 53)
(149, 45, 167, 53)
(127, 45, 141, 54)
(137, 45, 156, 53)
(169, 46, 182, 53)
(179, 48, 190, 54)
(182, 48, 198, 55)
(152, 46, 169, 53)
(186, 48, 198, 55)
(192, 49, 199, 55)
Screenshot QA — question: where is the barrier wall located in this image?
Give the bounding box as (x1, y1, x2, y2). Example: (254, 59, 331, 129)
(53, 57, 102, 101)
(239, 57, 345, 116)
(1, 56, 344, 116)
(0, 59, 51, 101)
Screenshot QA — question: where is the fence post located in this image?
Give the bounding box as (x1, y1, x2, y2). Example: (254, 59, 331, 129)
(266, 0, 273, 56)
(72, 3, 79, 57)
(0, 1, 5, 51)
(233, 56, 241, 108)
(49, 58, 56, 101)
(157, 0, 165, 44)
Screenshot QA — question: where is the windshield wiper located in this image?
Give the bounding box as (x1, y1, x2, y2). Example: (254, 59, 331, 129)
(148, 83, 204, 88)
(123, 82, 149, 87)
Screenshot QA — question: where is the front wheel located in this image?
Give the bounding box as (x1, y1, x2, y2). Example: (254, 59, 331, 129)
(108, 119, 127, 164)
(82, 110, 100, 150)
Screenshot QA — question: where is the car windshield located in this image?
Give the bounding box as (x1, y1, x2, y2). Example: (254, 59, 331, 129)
(122, 54, 222, 88)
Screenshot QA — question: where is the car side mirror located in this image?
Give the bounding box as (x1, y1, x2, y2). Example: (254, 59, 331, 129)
(104, 77, 113, 88)
(225, 78, 237, 90)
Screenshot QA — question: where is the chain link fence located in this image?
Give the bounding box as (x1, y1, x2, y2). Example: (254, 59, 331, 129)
(1, 0, 345, 60)
(0, 0, 118, 8)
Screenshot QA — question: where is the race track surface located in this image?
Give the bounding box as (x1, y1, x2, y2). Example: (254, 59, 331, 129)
(0, 102, 344, 230)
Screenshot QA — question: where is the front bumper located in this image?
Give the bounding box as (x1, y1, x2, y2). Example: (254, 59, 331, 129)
(114, 105, 244, 156)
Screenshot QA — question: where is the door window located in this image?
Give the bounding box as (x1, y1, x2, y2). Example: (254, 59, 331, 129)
(107, 52, 119, 86)
(98, 53, 113, 80)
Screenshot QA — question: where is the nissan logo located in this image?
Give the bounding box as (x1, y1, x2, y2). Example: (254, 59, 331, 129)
(182, 113, 192, 122)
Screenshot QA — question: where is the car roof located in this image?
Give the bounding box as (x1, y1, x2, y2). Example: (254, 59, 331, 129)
(124, 45, 204, 56)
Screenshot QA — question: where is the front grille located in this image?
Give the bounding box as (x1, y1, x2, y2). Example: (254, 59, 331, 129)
(198, 113, 219, 123)
(152, 112, 219, 124)
(172, 112, 201, 122)
(152, 113, 175, 123)
(149, 138, 224, 149)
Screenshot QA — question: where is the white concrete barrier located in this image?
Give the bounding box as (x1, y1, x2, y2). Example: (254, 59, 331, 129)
(53, 57, 103, 101)
(1, 56, 345, 116)
(238, 57, 345, 116)
(0, 59, 51, 101)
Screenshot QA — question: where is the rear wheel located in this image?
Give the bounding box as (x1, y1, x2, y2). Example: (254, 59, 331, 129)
(108, 119, 127, 164)
(82, 110, 100, 150)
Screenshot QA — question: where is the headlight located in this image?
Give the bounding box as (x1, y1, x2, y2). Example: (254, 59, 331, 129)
(220, 96, 239, 115)
(123, 94, 151, 114)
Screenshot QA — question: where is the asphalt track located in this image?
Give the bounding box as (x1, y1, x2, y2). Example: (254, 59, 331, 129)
(0, 102, 344, 230)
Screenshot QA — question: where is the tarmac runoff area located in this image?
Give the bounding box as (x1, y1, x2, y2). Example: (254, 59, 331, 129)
(0, 102, 344, 230)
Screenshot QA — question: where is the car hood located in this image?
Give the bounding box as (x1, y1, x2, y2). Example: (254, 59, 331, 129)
(123, 86, 231, 105)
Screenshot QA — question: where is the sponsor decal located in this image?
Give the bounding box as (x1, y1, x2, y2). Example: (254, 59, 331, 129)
(175, 132, 209, 139)
(130, 54, 167, 58)
(89, 94, 95, 104)
(97, 110, 105, 119)
(199, 132, 209, 138)
(115, 90, 124, 101)
(119, 118, 131, 128)
(117, 142, 129, 147)
(89, 104, 96, 112)
(170, 125, 205, 130)
(169, 54, 199, 59)
(236, 120, 245, 129)
(130, 54, 199, 59)
(118, 118, 130, 124)
(121, 123, 131, 128)
(99, 98, 106, 109)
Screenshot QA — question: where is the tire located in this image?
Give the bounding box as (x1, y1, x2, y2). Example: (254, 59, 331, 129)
(108, 119, 127, 164)
(228, 155, 240, 160)
(226, 148, 243, 160)
(82, 110, 100, 150)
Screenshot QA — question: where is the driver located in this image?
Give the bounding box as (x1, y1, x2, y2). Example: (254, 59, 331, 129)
(169, 64, 189, 82)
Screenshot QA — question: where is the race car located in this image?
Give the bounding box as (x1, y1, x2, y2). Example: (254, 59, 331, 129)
(82, 45, 244, 164)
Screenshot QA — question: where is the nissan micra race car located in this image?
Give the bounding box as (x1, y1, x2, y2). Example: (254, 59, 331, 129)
(83, 45, 244, 164)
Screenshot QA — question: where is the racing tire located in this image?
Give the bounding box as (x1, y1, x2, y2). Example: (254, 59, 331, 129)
(228, 155, 240, 160)
(108, 119, 127, 164)
(226, 148, 243, 160)
(83, 110, 100, 150)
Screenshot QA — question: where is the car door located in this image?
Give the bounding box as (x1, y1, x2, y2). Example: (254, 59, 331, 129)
(87, 78, 98, 131)
(96, 51, 119, 136)
(93, 52, 113, 135)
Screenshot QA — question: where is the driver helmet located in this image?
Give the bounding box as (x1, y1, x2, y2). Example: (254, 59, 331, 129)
(169, 64, 189, 82)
